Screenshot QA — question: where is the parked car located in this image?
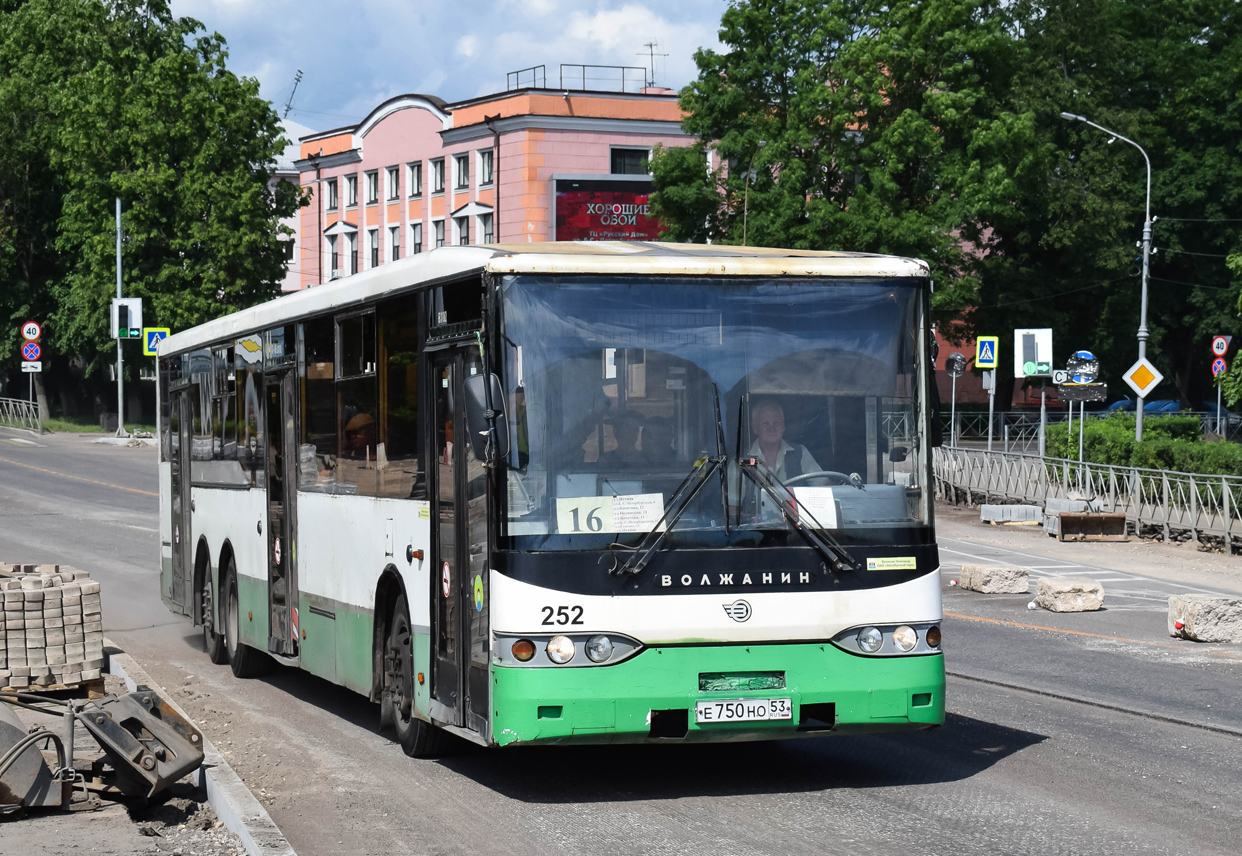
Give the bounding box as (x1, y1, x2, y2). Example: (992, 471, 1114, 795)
(1142, 399, 1181, 414)
(1107, 398, 1135, 412)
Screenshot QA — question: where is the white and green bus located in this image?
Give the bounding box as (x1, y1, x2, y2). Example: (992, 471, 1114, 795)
(158, 242, 944, 756)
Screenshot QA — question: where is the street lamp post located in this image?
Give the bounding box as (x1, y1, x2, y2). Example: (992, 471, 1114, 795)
(742, 140, 766, 246)
(1059, 111, 1153, 441)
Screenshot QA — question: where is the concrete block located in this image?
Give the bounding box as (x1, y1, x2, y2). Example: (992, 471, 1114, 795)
(1045, 498, 1089, 515)
(1169, 595, 1242, 643)
(959, 564, 1030, 594)
(81, 668, 102, 681)
(61, 671, 81, 685)
(7, 675, 29, 688)
(981, 504, 1043, 524)
(1035, 577, 1105, 612)
(66, 643, 84, 661)
(46, 646, 66, 666)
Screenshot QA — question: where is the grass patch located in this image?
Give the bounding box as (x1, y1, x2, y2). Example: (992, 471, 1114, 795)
(42, 415, 157, 435)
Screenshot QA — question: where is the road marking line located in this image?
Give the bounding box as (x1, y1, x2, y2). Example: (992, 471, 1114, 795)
(0, 455, 157, 496)
(944, 610, 1242, 660)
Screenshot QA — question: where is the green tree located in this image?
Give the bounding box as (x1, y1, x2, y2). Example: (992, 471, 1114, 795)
(0, 0, 301, 410)
(650, 0, 1024, 294)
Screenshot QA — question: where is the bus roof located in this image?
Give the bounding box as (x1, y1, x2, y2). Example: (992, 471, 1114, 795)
(159, 242, 928, 356)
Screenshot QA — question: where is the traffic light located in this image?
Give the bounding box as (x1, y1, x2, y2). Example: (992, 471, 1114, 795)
(111, 297, 143, 339)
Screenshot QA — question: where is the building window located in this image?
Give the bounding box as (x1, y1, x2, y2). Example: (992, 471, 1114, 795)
(431, 159, 445, 193)
(348, 233, 358, 274)
(346, 174, 358, 207)
(389, 226, 399, 261)
(407, 162, 422, 197)
(455, 216, 469, 245)
(366, 171, 379, 204)
(281, 239, 295, 261)
(386, 167, 399, 200)
(411, 223, 423, 254)
(328, 235, 339, 277)
(454, 154, 469, 190)
(325, 179, 338, 211)
(478, 149, 493, 186)
(479, 213, 493, 244)
(369, 229, 379, 267)
(433, 219, 445, 248)
(610, 148, 650, 175)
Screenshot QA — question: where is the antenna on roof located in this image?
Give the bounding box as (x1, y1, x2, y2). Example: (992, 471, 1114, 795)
(638, 41, 668, 88)
(283, 69, 304, 119)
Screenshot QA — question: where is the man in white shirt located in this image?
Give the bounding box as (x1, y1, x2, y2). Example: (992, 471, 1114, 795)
(729, 400, 823, 519)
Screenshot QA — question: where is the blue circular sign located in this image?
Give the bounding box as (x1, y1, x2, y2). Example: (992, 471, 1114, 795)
(22, 341, 40, 361)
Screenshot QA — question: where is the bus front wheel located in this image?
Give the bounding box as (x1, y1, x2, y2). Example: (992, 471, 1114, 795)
(224, 560, 269, 679)
(383, 594, 448, 758)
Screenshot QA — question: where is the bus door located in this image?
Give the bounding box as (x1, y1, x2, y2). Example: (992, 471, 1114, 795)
(169, 389, 192, 609)
(430, 347, 490, 734)
(264, 369, 299, 658)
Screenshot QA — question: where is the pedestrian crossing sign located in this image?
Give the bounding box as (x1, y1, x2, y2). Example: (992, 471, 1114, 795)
(976, 336, 999, 369)
(143, 327, 170, 357)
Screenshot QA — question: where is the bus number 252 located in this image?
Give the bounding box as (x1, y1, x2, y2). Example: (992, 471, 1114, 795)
(541, 606, 584, 626)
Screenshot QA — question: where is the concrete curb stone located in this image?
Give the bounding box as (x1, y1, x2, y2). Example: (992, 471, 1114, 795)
(1035, 577, 1105, 612)
(104, 638, 296, 856)
(1168, 595, 1242, 643)
(959, 563, 1029, 594)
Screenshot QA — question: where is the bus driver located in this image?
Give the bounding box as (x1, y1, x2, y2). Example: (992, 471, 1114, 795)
(729, 400, 823, 519)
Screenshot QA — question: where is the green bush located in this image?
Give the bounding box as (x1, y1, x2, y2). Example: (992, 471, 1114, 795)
(1044, 413, 1242, 476)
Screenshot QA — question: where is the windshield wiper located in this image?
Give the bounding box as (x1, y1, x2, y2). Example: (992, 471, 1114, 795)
(614, 385, 730, 577)
(736, 458, 862, 575)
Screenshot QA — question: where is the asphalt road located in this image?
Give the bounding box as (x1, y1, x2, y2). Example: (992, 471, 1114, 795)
(2, 428, 1241, 855)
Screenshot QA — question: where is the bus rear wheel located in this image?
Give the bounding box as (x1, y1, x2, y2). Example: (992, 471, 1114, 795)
(201, 572, 227, 665)
(383, 594, 448, 758)
(224, 560, 269, 679)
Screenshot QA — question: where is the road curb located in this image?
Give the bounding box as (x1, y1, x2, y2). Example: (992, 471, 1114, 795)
(103, 639, 296, 856)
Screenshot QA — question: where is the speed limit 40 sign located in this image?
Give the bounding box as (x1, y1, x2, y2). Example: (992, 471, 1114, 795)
(21, 321, 41, 341)
(1212, 336, 1232, 357)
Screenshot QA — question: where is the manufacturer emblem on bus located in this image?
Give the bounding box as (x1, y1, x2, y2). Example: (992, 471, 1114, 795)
(723, 600, 752, 622)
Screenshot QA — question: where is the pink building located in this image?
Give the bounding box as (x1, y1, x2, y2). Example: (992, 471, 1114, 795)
(293, 66, 694, 288)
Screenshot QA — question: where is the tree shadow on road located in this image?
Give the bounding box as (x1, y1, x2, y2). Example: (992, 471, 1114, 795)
(437, 713, 1046, 803)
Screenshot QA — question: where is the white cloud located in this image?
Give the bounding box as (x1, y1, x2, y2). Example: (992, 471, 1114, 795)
(168, 1, 724, 129)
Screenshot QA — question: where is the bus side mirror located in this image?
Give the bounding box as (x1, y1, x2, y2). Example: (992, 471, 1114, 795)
(463, 373, 510, 462)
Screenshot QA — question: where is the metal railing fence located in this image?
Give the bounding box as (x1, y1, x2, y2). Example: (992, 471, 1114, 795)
(933, 446, 1241, 551)
(0, 396, 42, 433)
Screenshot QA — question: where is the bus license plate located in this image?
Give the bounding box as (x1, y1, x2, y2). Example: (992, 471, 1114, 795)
(695, 698, 793, 724)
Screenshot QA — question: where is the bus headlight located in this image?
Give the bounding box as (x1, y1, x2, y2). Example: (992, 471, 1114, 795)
(857, 626, 883, 653)
(585, 635, 614, 663)
(893, 625, 918, 652)
(925, 625, 942, 649)
(511, 639, 536, 662)
(546, 635, 576, 664)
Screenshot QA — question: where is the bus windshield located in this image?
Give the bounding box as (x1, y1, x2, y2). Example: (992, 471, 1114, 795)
(499, 274, 928, 551)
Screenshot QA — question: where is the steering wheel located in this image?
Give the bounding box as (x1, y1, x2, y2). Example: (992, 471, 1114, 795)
(783, 470, 853, 486)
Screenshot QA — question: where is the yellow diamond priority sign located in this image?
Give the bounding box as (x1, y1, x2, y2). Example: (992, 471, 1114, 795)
(1122, 357, 1163, 398)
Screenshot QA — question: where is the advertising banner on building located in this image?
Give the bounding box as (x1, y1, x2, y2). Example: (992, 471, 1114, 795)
(553, 178, 666, 242)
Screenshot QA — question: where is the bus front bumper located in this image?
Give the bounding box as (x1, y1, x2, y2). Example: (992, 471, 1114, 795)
(490, 642, 944, 746)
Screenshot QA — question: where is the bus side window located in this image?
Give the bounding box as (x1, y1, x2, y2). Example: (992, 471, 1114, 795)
(235, 338, 264, 488)
(189, 348, 214, 480)
(376, 295, 425, 499)
(159, 357, 171, 462)
(337, 312, 378, 496)
(300, 316, 338, 491)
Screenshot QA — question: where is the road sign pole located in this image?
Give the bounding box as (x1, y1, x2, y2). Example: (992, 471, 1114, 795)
(987, 374, 995, 452)
(1039, 381, 1047, 459)
(115, 196, 124, 437)
(1079, 401, 1085, 464)
(1219, 385, 1224, 436)
(950, 373, 958, 449)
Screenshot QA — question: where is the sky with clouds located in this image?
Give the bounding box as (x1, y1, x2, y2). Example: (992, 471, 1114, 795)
(169, 0, 725, 143)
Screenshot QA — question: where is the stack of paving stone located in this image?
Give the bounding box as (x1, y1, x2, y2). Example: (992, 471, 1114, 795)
(0, 563, 104, 690)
